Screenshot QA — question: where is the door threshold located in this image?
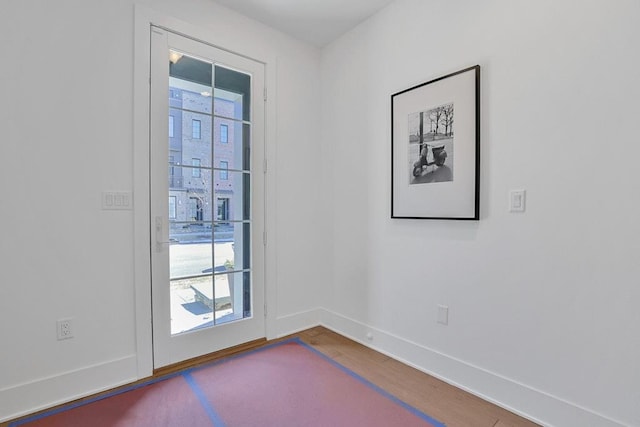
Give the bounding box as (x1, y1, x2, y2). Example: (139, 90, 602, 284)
(153, 337, 267, 377)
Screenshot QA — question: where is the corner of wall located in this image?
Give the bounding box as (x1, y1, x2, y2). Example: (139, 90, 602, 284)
(318, 309, 627, 427)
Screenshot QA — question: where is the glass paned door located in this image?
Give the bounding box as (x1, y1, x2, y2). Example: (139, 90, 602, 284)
(150, 27, 265, 369)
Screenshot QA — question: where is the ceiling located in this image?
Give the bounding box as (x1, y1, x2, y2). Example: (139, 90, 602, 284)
(213, 0, 396, 47)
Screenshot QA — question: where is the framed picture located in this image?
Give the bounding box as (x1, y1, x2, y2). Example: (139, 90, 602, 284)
(391, 65, 480, 220)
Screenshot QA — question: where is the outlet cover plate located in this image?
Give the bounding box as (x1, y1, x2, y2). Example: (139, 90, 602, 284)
(437, 305, 449, 325)
(57, 319, 74, 340)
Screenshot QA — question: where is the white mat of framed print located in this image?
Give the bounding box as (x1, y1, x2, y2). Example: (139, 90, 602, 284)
(391, 65, 480, 220)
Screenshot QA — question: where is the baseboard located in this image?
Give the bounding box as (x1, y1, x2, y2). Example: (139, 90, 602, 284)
(0, 355, 138, 423)
(274, 308, 322, 338)
(318, 308, 627, 427)
(0, 308, 322, 423)
(2, 311, 628, 426)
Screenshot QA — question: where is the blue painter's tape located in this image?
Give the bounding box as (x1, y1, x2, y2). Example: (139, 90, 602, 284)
(8, 371, 185, 426)
(183, 371, 226, 427)
(294, 337, 447, 427)
(9, 337, 444, 427)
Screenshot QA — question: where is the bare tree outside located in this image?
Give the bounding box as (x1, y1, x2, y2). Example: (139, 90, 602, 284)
(443, 104, 454, 137)
(429, 106, 445, 136)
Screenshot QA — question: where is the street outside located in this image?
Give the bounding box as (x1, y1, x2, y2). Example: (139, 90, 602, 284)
(169, 241, 239, 334)
(170, 241, 235, 278)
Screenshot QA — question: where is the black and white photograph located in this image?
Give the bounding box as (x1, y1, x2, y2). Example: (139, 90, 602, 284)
(391, 65, 480, 220)
(408, 103, 454, 185)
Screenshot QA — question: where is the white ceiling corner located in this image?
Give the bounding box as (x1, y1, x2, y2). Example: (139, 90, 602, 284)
(212, 0, 396, 47)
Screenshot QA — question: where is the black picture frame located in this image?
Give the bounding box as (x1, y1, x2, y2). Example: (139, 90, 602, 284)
(391, 65, 480, 220)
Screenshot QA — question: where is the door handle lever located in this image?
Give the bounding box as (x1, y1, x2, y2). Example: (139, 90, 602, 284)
(155, 216, 171, 250)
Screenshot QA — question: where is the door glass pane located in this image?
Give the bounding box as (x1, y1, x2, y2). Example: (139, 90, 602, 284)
(171, 275, 220, 335)
(214, 170, 250, 222)
(213, 222, 250, 272)
(181, 113, 213, 167)
(170, 51, 212, 112)
(170, 87, 211, 114)
(168, 166, 212, 224)
(215, 271, 251, 325)
(214, 65, 251, 121)
(213, 119, 250, 171)
(170, 240, 212, 279)
(167, 51, 253, 335)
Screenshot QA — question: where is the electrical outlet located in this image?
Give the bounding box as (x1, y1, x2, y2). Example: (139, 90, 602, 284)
(57, 319, 74, 340)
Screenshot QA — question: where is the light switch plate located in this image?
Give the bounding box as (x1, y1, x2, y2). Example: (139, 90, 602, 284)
(102, 191, 132, 210)
(509, 189, 526, 213)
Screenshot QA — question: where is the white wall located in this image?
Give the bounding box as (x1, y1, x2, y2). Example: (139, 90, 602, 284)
(0, 0, 323, 420)
(320, 0, 640, 426)
(2, 0, 639, 424)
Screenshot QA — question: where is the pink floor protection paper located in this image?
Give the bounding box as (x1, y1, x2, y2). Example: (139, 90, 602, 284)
(12, 338, 445, 427)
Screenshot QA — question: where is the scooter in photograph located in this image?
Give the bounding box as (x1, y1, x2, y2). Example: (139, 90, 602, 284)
(412, 143, 447, 177)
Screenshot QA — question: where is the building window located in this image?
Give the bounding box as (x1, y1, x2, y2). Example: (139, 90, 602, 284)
(169, 196, 177, 219)
(192, 158, 201, 177)
(220, 124, 228, 143)
(220, 160, 228, 180)
(169, 115, 174, 138)
(192, 119, 201, 139)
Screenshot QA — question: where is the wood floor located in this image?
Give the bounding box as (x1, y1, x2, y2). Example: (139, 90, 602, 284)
(294, 327, 539, 427)
(4, 327, 539, 427)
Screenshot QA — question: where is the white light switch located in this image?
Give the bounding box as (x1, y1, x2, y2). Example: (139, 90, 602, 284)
(102, 191, 132, 210)
(509, 190, 526, 213)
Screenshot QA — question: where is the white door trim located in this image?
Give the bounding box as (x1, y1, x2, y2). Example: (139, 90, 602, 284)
(133, 4, 278, 379)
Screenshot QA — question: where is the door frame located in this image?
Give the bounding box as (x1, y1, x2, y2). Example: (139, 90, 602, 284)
(150, 28, 266, 368)
(133, 5, 278, 379)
